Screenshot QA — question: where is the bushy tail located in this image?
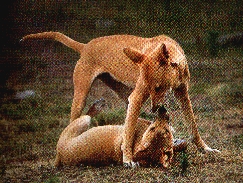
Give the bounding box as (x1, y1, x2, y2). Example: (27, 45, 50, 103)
(21, 31, 85, 54)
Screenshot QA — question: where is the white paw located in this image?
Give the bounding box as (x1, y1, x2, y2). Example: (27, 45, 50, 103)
(204, 146, 220, 153)
(123, 161, 140, 168)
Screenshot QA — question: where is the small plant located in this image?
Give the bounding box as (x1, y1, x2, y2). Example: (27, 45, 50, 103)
(180, 151, 189, 176)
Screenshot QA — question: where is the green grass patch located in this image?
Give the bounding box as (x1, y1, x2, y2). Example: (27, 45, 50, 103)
(206, 81, 243, 107)
(43, 176, 60, 183)
(190, 82, 212, 95)
(94, 108, 126, 126)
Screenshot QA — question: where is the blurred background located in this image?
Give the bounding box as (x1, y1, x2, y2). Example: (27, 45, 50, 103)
(1, 0, 242, 93)
(0, 0, 242, 182)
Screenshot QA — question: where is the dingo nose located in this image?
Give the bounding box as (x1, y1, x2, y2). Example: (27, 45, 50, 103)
(151, 105, 159, 113)
(151, 104, 164, 113)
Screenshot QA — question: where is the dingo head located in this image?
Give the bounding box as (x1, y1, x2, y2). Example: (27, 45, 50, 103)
(123, 43, 189, 112)
(134, 106, 173, 168)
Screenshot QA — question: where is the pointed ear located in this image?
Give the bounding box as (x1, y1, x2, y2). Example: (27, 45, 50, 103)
(123, 47, 144, 64)
(161, 43, 169, 59)
(159, 43, 169, 66)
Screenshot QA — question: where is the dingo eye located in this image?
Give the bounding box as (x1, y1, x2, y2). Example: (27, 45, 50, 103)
(171, 62, 178, 67)
(155, 86, 162, 92)
(150, 126, 156, 131)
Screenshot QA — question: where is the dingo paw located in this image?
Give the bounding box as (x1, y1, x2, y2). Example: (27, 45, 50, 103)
(198, 145, 220, 154)
(123, 161, 140, 168)
(173, 139, 188, 152)
(203, 146, 221, 153)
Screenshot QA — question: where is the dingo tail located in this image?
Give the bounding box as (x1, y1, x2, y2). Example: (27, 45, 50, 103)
(21, 31, 85, 54)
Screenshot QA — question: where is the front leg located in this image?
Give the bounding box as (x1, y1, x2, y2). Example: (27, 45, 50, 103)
(122, 81, 149, 167)
(174, 84, 220, 153)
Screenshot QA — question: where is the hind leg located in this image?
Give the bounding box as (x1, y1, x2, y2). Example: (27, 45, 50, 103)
(55, 115, 92, 167)
(70, 62, 100, 122)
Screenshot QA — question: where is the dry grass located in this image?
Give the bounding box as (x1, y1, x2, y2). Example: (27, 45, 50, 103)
(1, 47, 242, 182)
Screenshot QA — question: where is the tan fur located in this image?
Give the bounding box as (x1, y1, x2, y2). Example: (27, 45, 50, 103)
(55, 114, 173, 168)
(22, 32, 220, 165)
(21, 32, 84, 53)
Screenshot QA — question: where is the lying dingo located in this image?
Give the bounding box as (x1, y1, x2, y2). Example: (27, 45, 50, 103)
(55, 105, 175, 168)
(22, 32, 219, 167)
